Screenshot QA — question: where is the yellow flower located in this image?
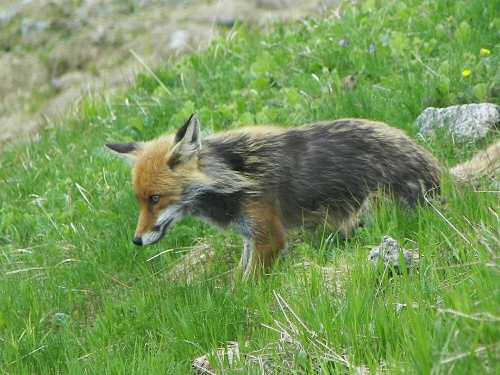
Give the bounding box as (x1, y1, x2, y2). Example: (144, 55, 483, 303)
(480, 48, 491, 56)
(462, 69, 471, 77)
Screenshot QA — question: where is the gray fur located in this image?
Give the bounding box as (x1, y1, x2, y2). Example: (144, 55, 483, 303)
(192, 118, 442, 235)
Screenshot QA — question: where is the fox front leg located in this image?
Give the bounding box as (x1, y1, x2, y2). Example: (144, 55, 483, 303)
(241, 200, 287, 279)
(240, 239, 252, 275)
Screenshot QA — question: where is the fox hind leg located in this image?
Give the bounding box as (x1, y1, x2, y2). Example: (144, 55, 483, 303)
(325, 198, 371, 238)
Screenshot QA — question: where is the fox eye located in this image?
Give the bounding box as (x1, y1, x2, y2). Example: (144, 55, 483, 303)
(149, 195, 161, 205)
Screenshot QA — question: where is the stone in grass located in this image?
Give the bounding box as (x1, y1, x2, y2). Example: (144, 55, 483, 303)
(414, 103, 500, 143)
(368, 236, 413, 275)
(192, 341, 242, 373)
(21, 18, 49, 38)
(54, 313, 71, 325)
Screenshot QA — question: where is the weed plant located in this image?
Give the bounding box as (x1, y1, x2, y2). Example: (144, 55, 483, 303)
(1, 0, 499, 373)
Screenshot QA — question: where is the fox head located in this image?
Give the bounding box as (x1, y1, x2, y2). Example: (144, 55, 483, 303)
(105, 114, 203, 246)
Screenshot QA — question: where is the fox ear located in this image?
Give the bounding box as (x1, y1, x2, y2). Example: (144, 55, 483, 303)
(105, 142, 144, 166)
(169, 114, 202, 167)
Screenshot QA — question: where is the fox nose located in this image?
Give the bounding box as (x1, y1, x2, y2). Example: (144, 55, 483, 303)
(132, 236, 143, 246)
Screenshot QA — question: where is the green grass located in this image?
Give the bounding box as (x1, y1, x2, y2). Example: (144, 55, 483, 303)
(1, 0, 500, 373)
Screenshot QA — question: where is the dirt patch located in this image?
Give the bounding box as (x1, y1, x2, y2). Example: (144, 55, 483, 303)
(0, 0, 339, 146)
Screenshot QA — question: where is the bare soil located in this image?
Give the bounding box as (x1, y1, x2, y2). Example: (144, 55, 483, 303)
(0, 0, 337, 146)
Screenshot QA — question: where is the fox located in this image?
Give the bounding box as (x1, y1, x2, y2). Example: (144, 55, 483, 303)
(106, 114, 500, 278)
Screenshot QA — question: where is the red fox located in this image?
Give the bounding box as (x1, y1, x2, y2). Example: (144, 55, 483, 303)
(106, 114, 500, 278)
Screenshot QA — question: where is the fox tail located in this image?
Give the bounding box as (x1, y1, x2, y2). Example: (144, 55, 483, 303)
(449, 140, 500, 185)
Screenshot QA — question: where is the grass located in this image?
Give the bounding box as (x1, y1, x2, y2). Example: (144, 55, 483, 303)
(1, 0, 499, 373)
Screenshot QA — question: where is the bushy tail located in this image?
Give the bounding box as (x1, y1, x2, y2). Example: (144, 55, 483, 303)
(449, 140, 500, 185)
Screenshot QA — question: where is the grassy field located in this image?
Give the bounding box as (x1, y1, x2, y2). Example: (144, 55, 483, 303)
(1, 0, 500, 373)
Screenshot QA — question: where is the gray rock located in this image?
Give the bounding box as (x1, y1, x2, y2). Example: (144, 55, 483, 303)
(54, 313, 71, 325)
(91, 27, 110, 45)
(21, 18, 49, 37)
(168, 30, 190, 51)
(368, 236, 413, 274)
(0, 0, 40, 23)
(414, 103, 500, 143)
(51, 71, 89, 92)
(192, 341, 241, 372)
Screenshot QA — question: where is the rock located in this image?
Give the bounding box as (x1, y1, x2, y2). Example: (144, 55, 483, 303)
(168, 30, 190, 51)
(192, 341, 242, 372)
(51, 71, 90, 92)
(368, 236, 413, 275)
(91, 27, 110, 45)
(21, 18, 49, 37)
(1, 0, 40, 24)
(414, 103, 500, 143)
(54, 313, 71, 325)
